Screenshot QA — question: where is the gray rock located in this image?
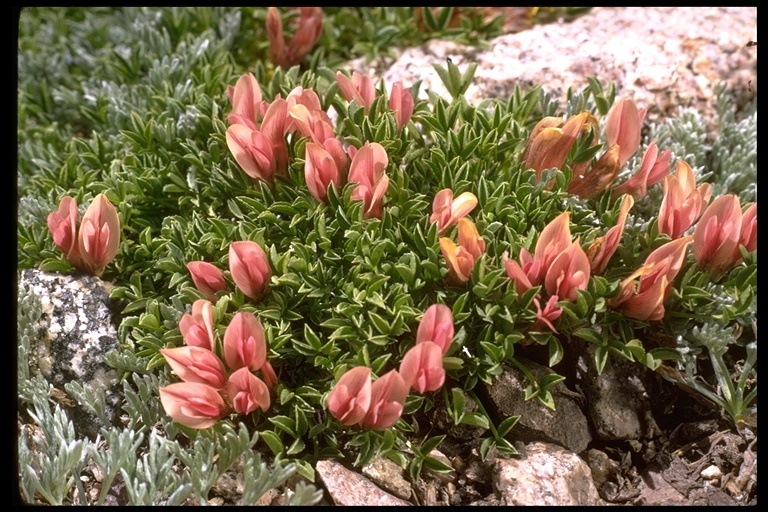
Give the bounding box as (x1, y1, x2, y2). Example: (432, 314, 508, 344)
(362, 455, 413, 500)
(482, 360, 592, 453)
(18, 269, 123, 439)
(573, 341, 660, 441)
(316, 459, 412, 506)
(494, 442, 605, 505)
(345, 7, 756, 132)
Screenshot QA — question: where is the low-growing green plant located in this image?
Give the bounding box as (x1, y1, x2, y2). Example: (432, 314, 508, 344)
(17, 6, 755, 505)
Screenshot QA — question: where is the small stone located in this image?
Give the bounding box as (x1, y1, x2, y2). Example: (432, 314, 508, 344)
(316, 460, 412, 506)
(362, 456, 413, 500)
(701, 465, 722, 480)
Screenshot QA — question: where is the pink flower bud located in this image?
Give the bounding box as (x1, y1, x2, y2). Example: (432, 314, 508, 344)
(229, 241, 271, 301)
(179, 299, 216, 351)
(692, 194, 743, 274)
(605, 96, 647, 168)
(416, 304, 454, 355)
(361, 370, 408, 430)
(335, 71, 376, 113)
(658, 161, 711, 240)
(187, 261, 227, 302)
(348, 142, 389, 219)
(226, 367, 271, 415)
(327, 366, 372, 427)
(587, 194, 634, 275)
(223, 311, 267, 372)
(160, 346, 227, 389)
(531, 295, 563, 333)
(430, 189, 478, 234)
(227, 72, 265, 130)
(159, 382, 229, 429)
(304, 141, 344, 203)
(388, 81, 414, 131)
(226, 124, 276, 183)
(47, 195, 82, 267)
(399, 341, 445, 394)
(544, 238, 590, 302)
(77, 193, 121, 275)
(611, 141, 671, 200)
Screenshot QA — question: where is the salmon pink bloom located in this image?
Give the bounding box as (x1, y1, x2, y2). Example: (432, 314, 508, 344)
(457, 218, 486, 261)
(531, 295, 563, 333)
(267, 7, 323, 68)
(327, 366, 372, 427)
(227, 367, 271, 415)
(47, 195, 82, 268)
(187, 261, 227, 302)
(179, 299, 216, 351)
(389, 81, 414, 131)
(288, 103, 336, 144)
(361, 370, 409, 430)
(567, 144, 621, 200)
(304, 141, 345, 202)
(587, 194, 635, 275)
(738, 203, 757, 254)
(399, 341, 445, 394)
(229, 240, 271, 301)
(692, 194, 745, 274)
(260, 98, 290, 176)
(223, 311, 267, 372)
(77, 193, 121, 276)
(348, 141, 389, 219)
(544, 238, 591, 301)
(503, 249, 537, 296)
(658, 161, 712, 240)
(226, 72, 267, 130)
(439, 238, 475, 286)
(604, 96, 647, 168)
(416, 304, 454, 355)
(521, 111, 595, 180)
(335, 70, 376, 113)
(226, 124, 276, 183)
(608, 236, 692, 321)
(160, 346, 227, 389)
(159, 382, 230, 430)
(430, 189, 478, 234)
(611, 141, 671, 200)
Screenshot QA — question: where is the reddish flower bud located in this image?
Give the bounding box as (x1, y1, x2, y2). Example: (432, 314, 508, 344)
(416, 304, 454, 355)
(399, 341, 445, 394)
(187, 261, 227, 302)
(229, 241, 271, 301)
(226, 367, 271, 415)
(223, 311, 267, 372)
(361, 370, 409, 430)
(159, 382, 229, 429)
(327, 366, 372, 427)
(77, 193, 121, 275)
(160, 346, 227, 389)
(47, 195, 82, 268)
(179, 299, 216, 351)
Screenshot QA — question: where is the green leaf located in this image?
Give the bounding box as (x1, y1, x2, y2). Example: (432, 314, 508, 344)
(259, 430, 284, 456)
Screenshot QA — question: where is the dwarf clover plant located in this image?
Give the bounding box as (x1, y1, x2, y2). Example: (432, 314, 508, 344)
(18, 6, 756, 505)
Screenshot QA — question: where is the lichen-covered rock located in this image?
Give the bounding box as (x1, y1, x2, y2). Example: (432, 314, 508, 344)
(494, 442, 605, 505)
(316, 459, 412, 506)
(18, 269, 123, 439)
(345, 7, 756, 135)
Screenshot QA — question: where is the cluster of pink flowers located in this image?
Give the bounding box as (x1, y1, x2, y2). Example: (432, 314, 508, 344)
(327, 304, 454, 429)
(159, 301, 278, 429)
(47, 193, 121, 276)
(514, 95, 758, 323)
(224, 71, 413, 218)
(503, 212, 591, 332)
(158, 239, 276, 429)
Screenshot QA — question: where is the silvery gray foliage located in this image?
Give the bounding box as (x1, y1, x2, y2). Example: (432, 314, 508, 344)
(18, 376, 89, 505)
